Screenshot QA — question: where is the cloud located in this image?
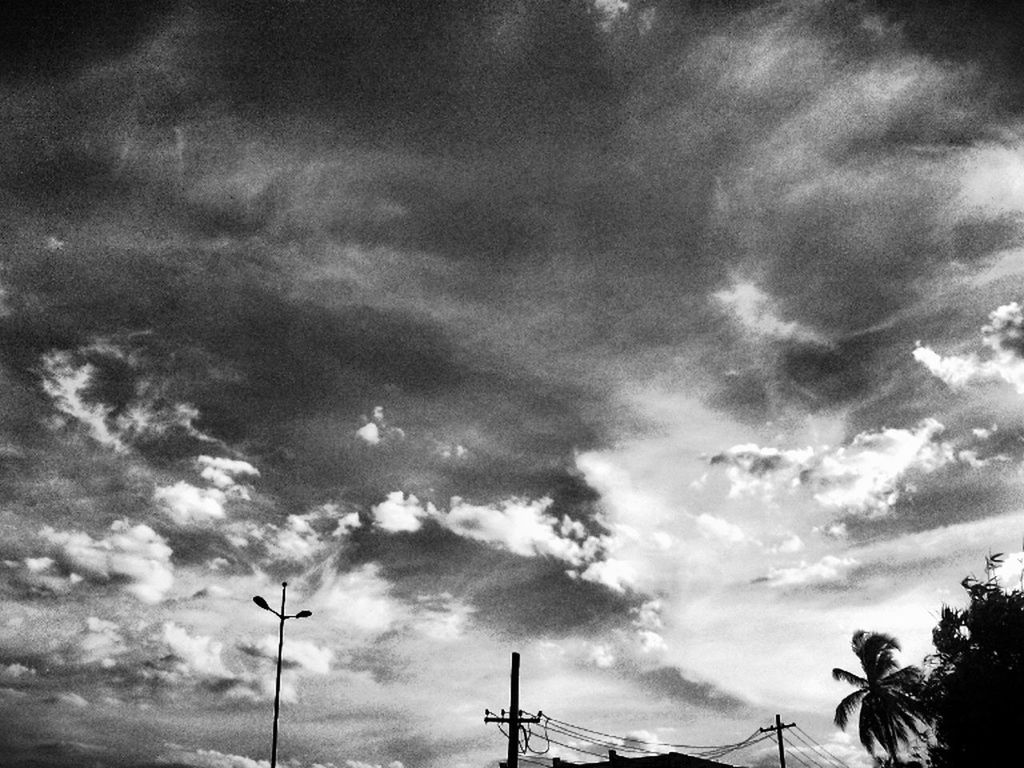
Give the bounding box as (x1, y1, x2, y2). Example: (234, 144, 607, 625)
(635, 666, 748, 712)
(238, 637, 332, 675)
(371, 491, 433, 533)
(576, 558, 638, 594)
(370, 491, 633, 590)
(79, 616, 125, 666)
(263, 515, 327, 561)
(197, 455, 260, 490)
(711, 419, 956, 515)
(714, 280, 826, 344)
(356, 406, 405, 446)
(162, 622, 233, 678)
(154, 482, 227, 525)
(765, 555, 859, 587)
(310, 564, 403, 636)
(695, 513, 749, 544)
(444, 496, 598, 563)
(411, 593, 474, 642)
(40, 351, 124, 450)
(991, 551, 1024, 591)
(38, 341, 213, 452)
(150, 623, 283, 703)
(53, 692, 89, 708)
(0, 663, 35, 680)
(39, 520, 174, 602)
(158, 748, 269, 768)
(915, 302, 1024, 392)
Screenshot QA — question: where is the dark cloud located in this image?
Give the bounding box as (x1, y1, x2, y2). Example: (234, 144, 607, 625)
(351, 519, 636, 639)
(632, 666, 749, 714)
(0, 1, 176, 79)
(867, 0, 1024, 95)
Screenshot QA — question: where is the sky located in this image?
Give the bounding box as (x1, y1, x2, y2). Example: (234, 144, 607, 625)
(4, 1, 1024, 767)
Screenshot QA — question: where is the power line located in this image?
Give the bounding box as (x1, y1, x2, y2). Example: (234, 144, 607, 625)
(779, 736, 821, 768)
(531, 712, 764, 753)
(533, 721, 665, 755)
(782, 734, 834, 768)
(792, 726, 852, 768)
(788, 732, 847, 768)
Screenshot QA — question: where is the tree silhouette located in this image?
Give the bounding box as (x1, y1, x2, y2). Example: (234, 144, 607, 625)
(923, 554, 1024, 767)
(832, 630, 928, 766)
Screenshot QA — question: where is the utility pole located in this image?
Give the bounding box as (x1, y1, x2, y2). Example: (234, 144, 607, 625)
(758, 714, 795, 768)
(484, 652, 542, 768)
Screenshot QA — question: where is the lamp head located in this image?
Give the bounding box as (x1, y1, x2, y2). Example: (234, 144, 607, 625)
(295, 610, 313, 619)
(252, 595, 271, 611)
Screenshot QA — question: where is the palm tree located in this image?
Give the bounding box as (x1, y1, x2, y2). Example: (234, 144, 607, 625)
(832, 630, 928, 766)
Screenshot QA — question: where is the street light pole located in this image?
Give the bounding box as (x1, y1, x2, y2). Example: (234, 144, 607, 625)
(253, 581, 313, 768)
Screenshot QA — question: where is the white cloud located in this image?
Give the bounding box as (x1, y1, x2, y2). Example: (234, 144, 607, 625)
(588, 643, 616, 668)
(40, 520, 174, 603)
(356, 421, 381, 444)
(711, 419, 956, 515)
(311, 564, 402, 635)
(54, 692, 89, 707)
(915, 302, 1024, 393)
(345, 761, 404, 768)
(992, 551, 1024, 592)
(162, 622, 233, 678)
(810, 419, 953, 513)
(264, 515, 323, 561)
(412, 593, 474, 641)
(40, 351, 124, 450)
(771, 533, 805, 554)
(957, 144, 1024, 218)
(714, 280, 826, 344)
(0, 663, 35, 680)
(695, 513, 748, 544)
(239, 637, 332, 675)
(766, 555, 859, 587)
(577, 558, 637, 593)
(39, 343, 214, 450)
(158, 748, 269, 768)
(79, 617, 125, 666)
(197, 455, 260, 490)
(371, 492, 433, 532)
(154, 482, 227, 525)
(445, 496, 592, 562)
(356, 405, 404, 445)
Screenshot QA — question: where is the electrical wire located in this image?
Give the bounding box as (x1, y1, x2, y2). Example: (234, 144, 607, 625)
(527, 712, 766, 754)
(491, 711, 787, 765)
(536, 721, 664, 755)
(792, 726, 852, 768)
(541, 735, 616, 759)
(778, 737, 821, 768)
(703, 732, 775, 759)
(523, 721, 551, 755)
(788, 731, 845, 768)
(782, 734, 834, 768)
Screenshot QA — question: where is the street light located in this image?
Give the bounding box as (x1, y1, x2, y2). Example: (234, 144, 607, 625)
(252, 581, 313, 768)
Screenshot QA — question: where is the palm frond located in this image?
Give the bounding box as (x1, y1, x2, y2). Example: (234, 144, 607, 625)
(879, 664, 922, 687)
(832, 666, 867, 687)
(834, 689, 865, 730)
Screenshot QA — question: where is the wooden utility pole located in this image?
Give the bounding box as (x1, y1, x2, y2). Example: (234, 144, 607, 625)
(758, 714, 795, 768)
(484, 652, 541, 768)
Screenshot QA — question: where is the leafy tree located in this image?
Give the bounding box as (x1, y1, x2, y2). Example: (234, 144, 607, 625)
(924, 553, 1024, 767)
(832, 630, 928, 766)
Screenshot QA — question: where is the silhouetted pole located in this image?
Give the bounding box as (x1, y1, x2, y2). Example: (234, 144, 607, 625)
(253, 581, 313, 768)
(484, 652, 541, 768)
(507, 652, 520, 768)
(759, 714, 794, 768)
